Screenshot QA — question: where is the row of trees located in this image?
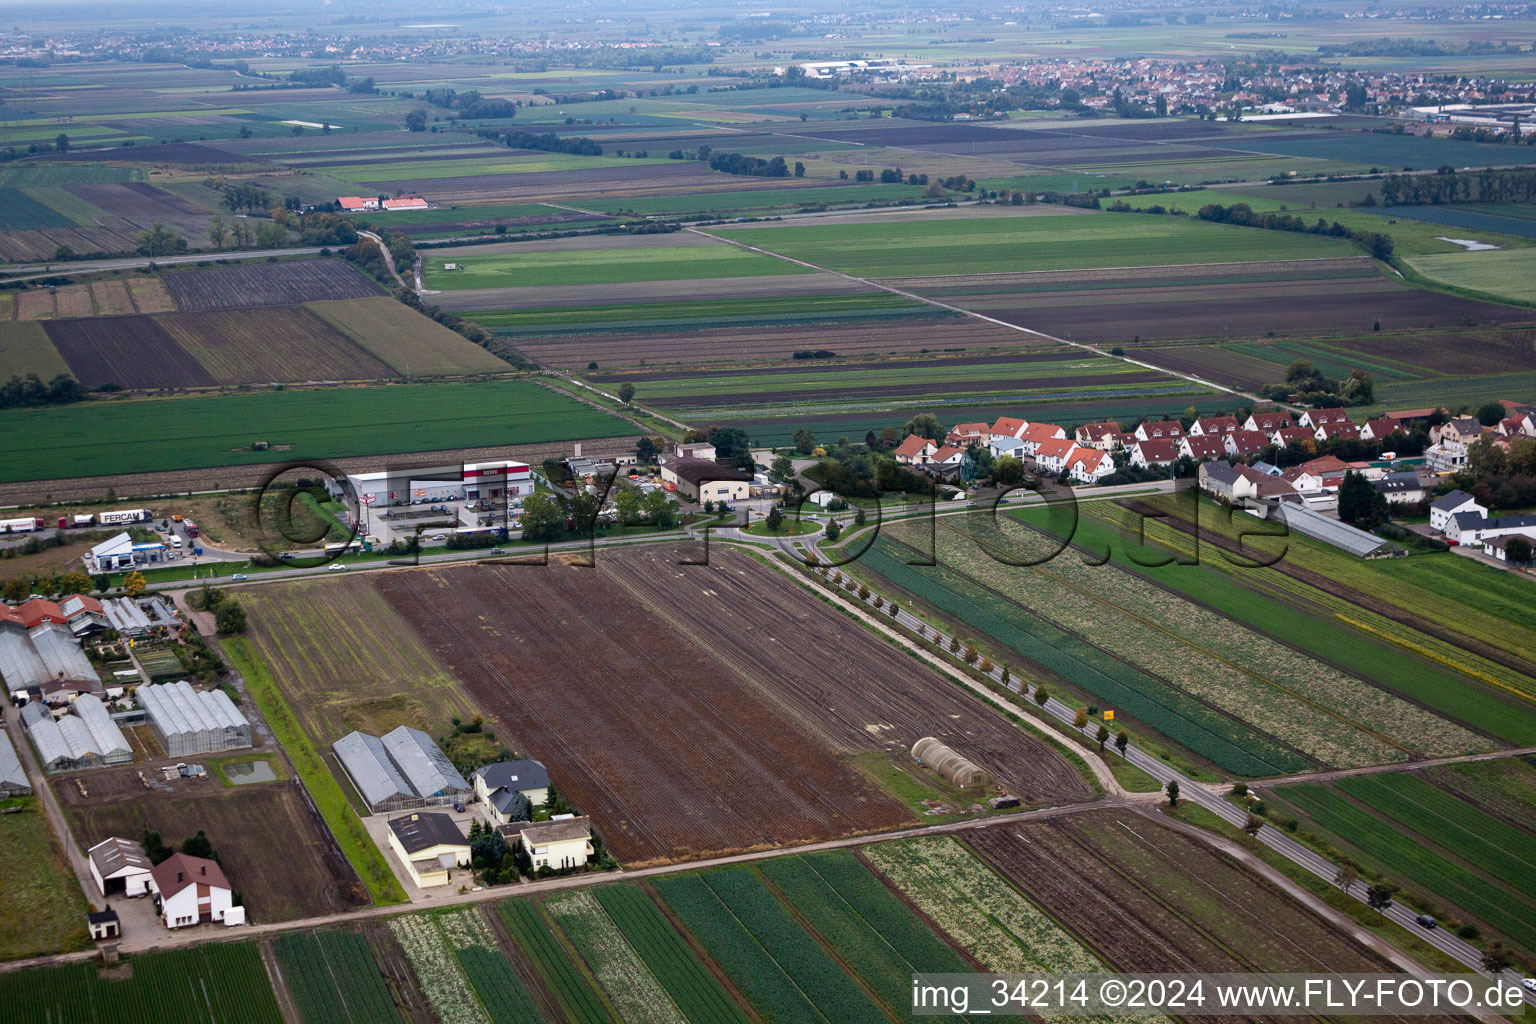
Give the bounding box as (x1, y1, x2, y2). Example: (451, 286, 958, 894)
(0, 371, 88, 409)
(1193, 202, 1394, 259)
(1378, 166, 1536, 206)
(708, 151, 791, 177)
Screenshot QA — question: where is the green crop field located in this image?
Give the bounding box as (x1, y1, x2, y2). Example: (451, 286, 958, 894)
(1072, 506, 1536, 747)
(498, 900, 614, 1024)
(470, 291, 931, 332)
(0, 380, 632, 483)
(1274, 779, 1536, 954)
(1408, 248, 1536, 304)
(0, 942, 283, 1024)
(579, 182, 927, 216)
(711, 211, 1351, 277)
(424, 241, 811, 290)
(325, 152, 669, 183)
(0, 802, 89, 959)
(276, 931, 404, 1024)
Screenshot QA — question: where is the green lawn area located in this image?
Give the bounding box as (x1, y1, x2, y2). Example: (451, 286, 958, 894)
(222, 638, 406, 907)
(0, 801, 90, 959)
(0, 322, 70, 379)
(0, 381, 633, 483)
(468, 291, 929, 331)
(1407, 248, 1536, 305)
(326, 152, 669, 183)
(424, 240, 812, 290)
(711, 210, 1351, 277)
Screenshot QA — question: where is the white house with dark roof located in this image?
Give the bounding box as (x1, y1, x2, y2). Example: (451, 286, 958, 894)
(472, 760, 551, 825)
(88, 837, 154, 897)
(1429, 490, 1485, 532)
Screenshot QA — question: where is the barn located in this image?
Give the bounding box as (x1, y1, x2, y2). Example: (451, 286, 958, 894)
(137, 681, 252, 756)
(333, 726, 470, 813)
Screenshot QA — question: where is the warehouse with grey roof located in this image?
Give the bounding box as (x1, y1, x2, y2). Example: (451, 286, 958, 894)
(137, 681, 252, 757)
(333, 726, 470, 813)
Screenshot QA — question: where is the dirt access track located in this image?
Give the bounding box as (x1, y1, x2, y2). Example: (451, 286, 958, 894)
(372, 546, 1092, 866)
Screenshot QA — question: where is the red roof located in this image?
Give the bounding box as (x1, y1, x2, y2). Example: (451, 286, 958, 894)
(894, 435, 935, 458)
(931, 445, 965, 463)
(150, 854, 229, 898)
(1182, 436, 1225, 460)
(1271, 426, 1313, 445)
(1317, 421, 1360, 439)
(1194, 416, 1241, 435)
(1386, 407, 1444, 420)
(1021, 421, 1064, 443)
(1138, 420, 1184, 439)
(1364, 417, 1404, 437)
(1226, 430, 1269, 454)
(1134, 438, 1179, 463)
(1036, 437, 1076, 459)
(9, 599, 65, 628)
(337, 196, 370, 210)
(1307, 407, 1352, 425)
(1075, 420, 1120, 439)
(1248, 411, 1292, 430)
(1065, 448, 1110, 471)
(989, 416, 1028, 438)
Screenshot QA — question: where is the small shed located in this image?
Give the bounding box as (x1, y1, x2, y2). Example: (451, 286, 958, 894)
(87, 908, 120, 941)
(912, 737, 992, 789)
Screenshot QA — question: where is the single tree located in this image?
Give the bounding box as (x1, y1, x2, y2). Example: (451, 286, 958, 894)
(1242, 814, 1264, 837)
(214, 601, 247, 634)
(853, 506, 866, 527)
(1096, 723, 1110, 751)
(54, 132, 69, 152)
(1166, 779, 1181, 808)
(617, 382, 636, 406)
(1033, 685, 1049, 707)
(825, 518, 841, 542)
(643, 489, 678, 529)
(1480, 941, 1513, 975)
(1115, 730, 1129, 755)
(1335, 864, 1359, 891)
(765, 504, 783, 533)
(123, 570, 147, 597)
(1073, 706, 1089, 729)
(1365, 883, 1396, 911)
(1505, 535, 1533, 565)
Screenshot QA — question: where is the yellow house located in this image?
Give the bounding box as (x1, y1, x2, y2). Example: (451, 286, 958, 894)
(386, 812, 469, 888)
(659, 457, 751, 503)
(512, 816, 594, 872)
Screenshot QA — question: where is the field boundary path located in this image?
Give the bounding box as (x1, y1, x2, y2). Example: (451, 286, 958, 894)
(357, 230, 410, 292)
(688, 224, 1300, 413)
(1246, 744, 1536, 788)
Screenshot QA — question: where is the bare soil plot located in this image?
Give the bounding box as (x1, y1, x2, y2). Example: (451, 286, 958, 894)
(89, 280, 136, 316)
(238, 576, 479, 748)
(163, 260, 381, 312)
(16, 289, 57, 321)
(306, 296, 511, 377)
(53, 284, 94, 318)
(43, 313, 218, 388)
(67, 181, 210, 219)
(156, 307, 397, 385)
(595, 546, 1094, 806)
(643, 369, 1169, 410)
(513, 317, 1046, 370)
(372, 553, 924, 866)
(918, 275, 1529, 347)
(1139, 345, 1284, 390)
(967, 810, 1453, 1000)
(125, 276, 176, 312)
(57, 765, 367, 921)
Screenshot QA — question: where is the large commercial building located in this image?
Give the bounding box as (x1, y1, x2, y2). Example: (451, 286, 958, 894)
(333, 726, 470, 813)
(22, 695, 132, 771)
(343, 461, 534, 509)
(138, 681, 252, 757)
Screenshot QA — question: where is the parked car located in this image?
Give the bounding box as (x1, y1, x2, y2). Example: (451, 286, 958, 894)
(432, 533, 447, 541)
(231, 573, 247, 581)
(1415, 915, 1437, 930)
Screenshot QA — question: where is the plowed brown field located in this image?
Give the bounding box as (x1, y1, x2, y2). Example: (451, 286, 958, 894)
(372, 547, 1091, 864)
